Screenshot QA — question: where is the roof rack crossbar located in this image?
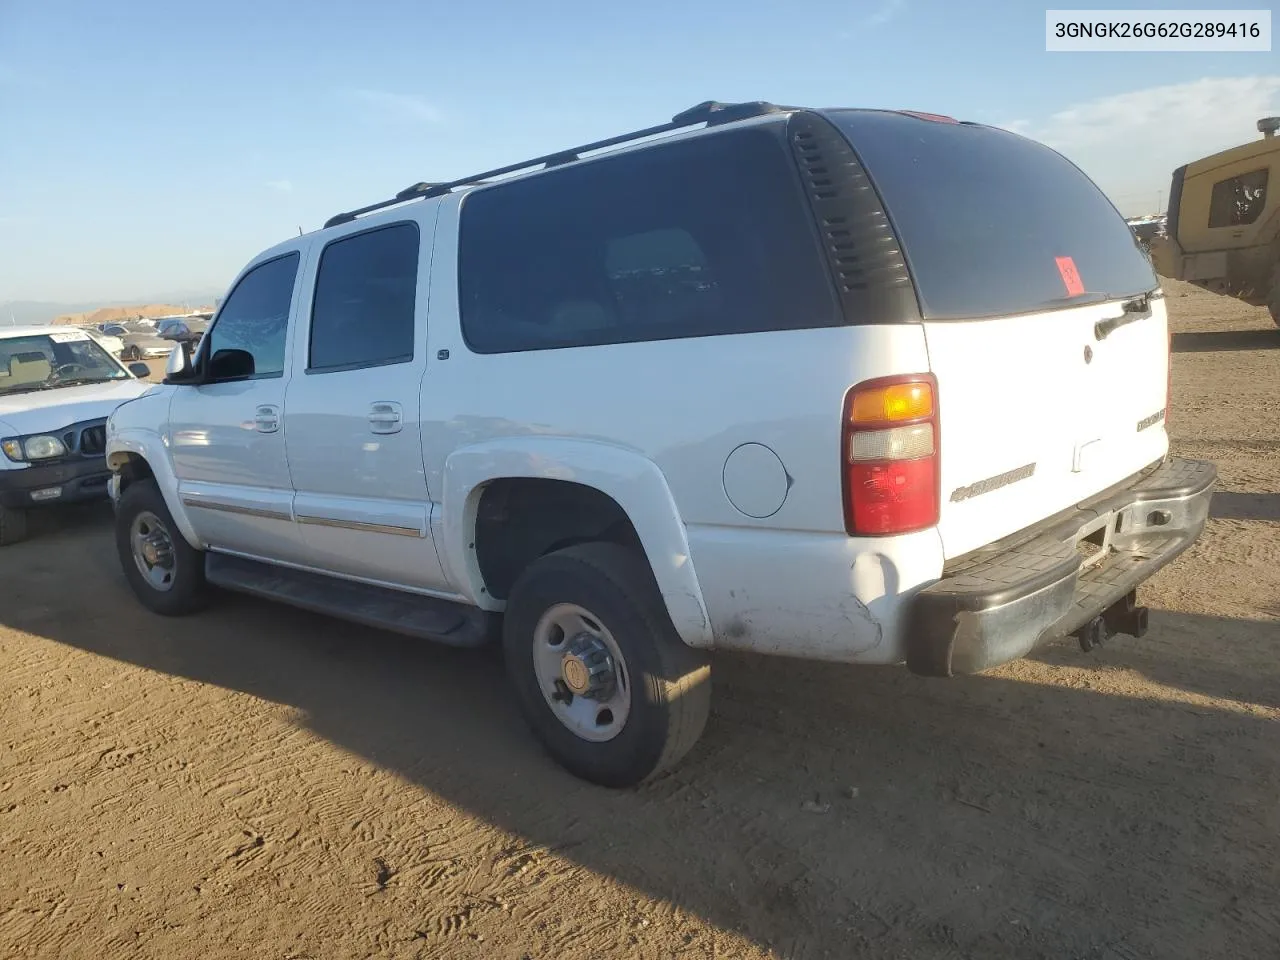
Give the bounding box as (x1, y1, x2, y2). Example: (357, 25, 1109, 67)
(322, 100, 784, 229)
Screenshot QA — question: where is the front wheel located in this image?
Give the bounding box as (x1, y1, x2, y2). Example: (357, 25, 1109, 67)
(115, 479, 209, 615)
(503, 542, 711, 788)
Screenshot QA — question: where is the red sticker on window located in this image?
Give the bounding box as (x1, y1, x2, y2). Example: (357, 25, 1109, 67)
(1055, 256, 1084, 297)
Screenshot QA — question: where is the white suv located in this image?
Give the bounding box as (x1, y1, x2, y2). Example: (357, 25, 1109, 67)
(105, 101, 1216, 787)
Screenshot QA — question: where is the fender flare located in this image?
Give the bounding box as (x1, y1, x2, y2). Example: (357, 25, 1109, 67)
(106, 429, 203, 549)
(440, 437, 714, 649)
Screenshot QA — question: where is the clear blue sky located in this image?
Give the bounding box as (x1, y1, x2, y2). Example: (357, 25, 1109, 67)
(1, 0, 1276, 303)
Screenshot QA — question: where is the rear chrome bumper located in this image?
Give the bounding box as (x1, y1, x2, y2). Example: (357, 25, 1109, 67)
(906, 457, 1217, 676)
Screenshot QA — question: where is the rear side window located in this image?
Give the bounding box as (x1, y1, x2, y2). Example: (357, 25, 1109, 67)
(1208, 168, 1268, 228)
(826, 111, 1158, 320)
(204, 252, 299, 380)
(309, 222, 419, 371)
(458, 126, 839, 353)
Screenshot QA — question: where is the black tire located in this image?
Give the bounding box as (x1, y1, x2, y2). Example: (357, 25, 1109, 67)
(115, 479, 209, 616)
(503, 541, 712, 788)
(0, 504, 28, 547)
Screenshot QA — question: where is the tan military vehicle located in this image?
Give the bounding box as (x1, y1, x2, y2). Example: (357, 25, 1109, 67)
(1151, 116, 1279, 327)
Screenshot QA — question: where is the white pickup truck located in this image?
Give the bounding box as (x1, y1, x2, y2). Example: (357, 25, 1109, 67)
(1, 326, 154, 544)
(105, 101, 1216, 787)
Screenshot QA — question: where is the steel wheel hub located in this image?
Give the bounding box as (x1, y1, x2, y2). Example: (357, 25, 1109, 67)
(140, 535, 171, 568)
(531, 603, 632, 743)
(560, 633, 617, 700)
(130, 510, 176, 592)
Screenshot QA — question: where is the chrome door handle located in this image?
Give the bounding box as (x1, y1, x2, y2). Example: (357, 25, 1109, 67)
(368, 401, 403, 435)
(254, 404, 280, 433)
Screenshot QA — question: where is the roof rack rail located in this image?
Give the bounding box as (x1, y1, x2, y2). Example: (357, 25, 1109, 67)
(322, 100, 786, 228)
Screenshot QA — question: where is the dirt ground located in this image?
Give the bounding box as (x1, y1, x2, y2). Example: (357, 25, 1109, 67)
(2, 281, 1277, 960)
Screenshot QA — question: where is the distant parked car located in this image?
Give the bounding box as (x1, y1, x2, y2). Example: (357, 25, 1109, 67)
(158, 317, 209, 341)
(101, 324, 175, 362)
(82, 327, 125, 356)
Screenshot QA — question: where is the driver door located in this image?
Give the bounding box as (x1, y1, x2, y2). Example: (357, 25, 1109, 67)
(168, 248, 309, 564)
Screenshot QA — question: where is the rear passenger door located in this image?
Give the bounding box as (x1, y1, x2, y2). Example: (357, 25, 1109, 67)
(283, 217, 451, 593)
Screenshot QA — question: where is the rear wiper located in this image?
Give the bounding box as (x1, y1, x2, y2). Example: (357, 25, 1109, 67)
(1094, 294, 1152, 341)
(1041, 291, 1111, 307)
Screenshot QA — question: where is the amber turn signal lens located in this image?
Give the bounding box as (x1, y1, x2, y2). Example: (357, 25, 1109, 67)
(849, 382, 934, 425)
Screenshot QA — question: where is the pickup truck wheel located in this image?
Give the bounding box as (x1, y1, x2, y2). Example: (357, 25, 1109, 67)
(115, 479, 208, 616)
(0, 505, 28, 547)
(503, 542, 711, 788)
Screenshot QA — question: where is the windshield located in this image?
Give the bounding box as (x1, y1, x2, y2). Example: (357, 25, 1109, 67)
(0, 332, 130, 396)
(826, 110, 1158, 320)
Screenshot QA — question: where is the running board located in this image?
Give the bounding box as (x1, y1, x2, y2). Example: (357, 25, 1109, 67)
(205, 553, 496, 648)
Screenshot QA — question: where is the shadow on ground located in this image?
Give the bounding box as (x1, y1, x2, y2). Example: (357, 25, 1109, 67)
(1209, 491, 1280, 522)
(1172, 329, 1279, 353)
(4, 509, 1278, 960)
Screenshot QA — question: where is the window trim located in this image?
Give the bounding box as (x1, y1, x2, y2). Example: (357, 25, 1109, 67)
(199, 250, 301, 385)
(455, 123, 843, 356)
(1207, 167, 1269, 230)
(305, 219, 421, 375)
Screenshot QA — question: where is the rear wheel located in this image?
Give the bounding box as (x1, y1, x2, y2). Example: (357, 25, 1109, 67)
(115, 479, 209, 615)
(503, 542, 711, 788)
(0, 504, 28, 547)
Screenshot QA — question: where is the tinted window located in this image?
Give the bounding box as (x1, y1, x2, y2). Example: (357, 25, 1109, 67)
(203, 252, 299, 380)
(458, 126, 838, 353)
(309, 222, 419, 371)
(1208, 168, 1268, 228)
(827, 111, 1158, 320)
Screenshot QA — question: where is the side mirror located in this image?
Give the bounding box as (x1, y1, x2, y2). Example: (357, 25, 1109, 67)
(128, 362, 151, 379)
(163, 342, 199, 384)
(207, 348, 255, 380)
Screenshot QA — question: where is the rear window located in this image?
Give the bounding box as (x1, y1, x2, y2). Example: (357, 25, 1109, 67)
(827, 111, 1157, 320)
(457, 125, 840, 353)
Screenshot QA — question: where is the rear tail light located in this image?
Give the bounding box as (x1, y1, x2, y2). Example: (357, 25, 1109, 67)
(842, 375, 940, 536)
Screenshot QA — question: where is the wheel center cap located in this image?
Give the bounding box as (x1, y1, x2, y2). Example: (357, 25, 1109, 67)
(559, 633, 617, 701)
(562, 656, 590, 694)
(142, 543, 158, 565)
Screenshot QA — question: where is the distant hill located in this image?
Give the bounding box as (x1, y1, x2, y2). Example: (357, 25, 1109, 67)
(51, 303, 216, 327)
(2, 292, 221, 327)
